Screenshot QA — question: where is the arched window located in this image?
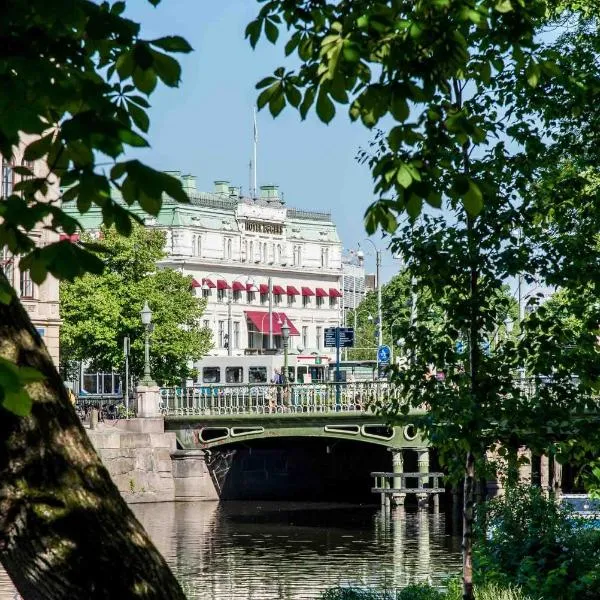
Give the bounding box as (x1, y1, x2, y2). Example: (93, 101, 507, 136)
(1, 158, 14, 198)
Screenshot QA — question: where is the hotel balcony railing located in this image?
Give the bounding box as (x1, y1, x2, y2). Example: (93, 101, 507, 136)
(159, 381, 398, 417)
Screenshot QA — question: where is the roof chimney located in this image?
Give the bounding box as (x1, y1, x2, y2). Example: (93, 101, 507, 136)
(214, 180, 230, 195)
(181, 174, 196, 193)
(260, 184, 280, 204)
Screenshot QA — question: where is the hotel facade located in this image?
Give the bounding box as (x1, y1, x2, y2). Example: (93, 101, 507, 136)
(68, 174, 345, 362)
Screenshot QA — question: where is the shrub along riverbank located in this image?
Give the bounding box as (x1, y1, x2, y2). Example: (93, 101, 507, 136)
(321, 486, 600, 600)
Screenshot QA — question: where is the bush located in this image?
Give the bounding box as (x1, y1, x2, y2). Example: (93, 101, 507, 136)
(475, 485, 600, 599)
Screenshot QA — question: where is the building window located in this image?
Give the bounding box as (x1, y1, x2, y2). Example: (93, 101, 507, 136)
(316, 326, 322, 350)
(242, 239, 248, 262)
(2, 158, 14, 198)
(302, 326, 308, 349)
(260, 293, 268, 305)
(202, 288, 210, 299)
(1, 248, 13, 286)
(303, 295, 310, 308)
(20, 270, 34, 298)
(218, 320, 225, 348)
(262, 242, 268, 263)
(197, 235, 202, 257)
(217, 289, 226, 302)
(288, 293, 296, 305)
(277, 244, 283, 264)
(293, 245, 303, 266)
(233, 321, 240, 349)
(248, 324, 258, 348)
(274, 293, 282, 306)
(329, 297, 337, 309)
(203, 319, 210, 330)
(247, 291, 255, 304)
(233, 290, 242, 303)
(321, 247, 329, 268)
(316, 296, 324, 308)
(223, 237, 232, 260)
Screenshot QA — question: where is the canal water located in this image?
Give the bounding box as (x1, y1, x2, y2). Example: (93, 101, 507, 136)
(0, 502, 462, 599)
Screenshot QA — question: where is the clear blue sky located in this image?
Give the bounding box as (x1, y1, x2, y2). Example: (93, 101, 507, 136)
(125, 0, 400, 282)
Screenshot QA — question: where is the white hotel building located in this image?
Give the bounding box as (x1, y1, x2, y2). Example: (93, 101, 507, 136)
(71, 174, 345, 362)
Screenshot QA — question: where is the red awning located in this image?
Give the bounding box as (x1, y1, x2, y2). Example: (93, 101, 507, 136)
(259, 284, 269, 294)
(202, 278, 216, 288)
(217, 279, 230, 290)
(315, 288, 329, 297)
(59, 233, 80, 243)
(232, 281, 245, 292)
(246, 282, 257, 292)
(287, 285, 300, 296)
(329, 288, 343, 298)
(301, 287, 314, 297)
(272, 285, 285, 295)
(245, 311, 300, 336)
(191, 278, 201, 288)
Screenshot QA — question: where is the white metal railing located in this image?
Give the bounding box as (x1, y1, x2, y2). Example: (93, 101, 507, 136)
(160, 381, 398, 416)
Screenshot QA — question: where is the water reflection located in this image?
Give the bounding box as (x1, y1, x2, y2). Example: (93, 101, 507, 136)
(0, 502, 461, 600)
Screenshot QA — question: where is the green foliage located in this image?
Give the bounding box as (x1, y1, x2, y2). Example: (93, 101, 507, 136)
(320, 581, 533, 600)
(476, 486, 600, 599)
(60, 225, 212, 385)
(0, 0, 193, 414)
(248, 0, 562, 230)
(0, 357, 44, 416)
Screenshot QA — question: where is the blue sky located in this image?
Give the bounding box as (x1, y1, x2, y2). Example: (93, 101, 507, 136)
(125, 0, 400, 281)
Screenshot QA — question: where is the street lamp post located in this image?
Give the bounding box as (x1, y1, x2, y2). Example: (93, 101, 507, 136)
(140, 300, 156, 387)
(281, 320, 290, 384)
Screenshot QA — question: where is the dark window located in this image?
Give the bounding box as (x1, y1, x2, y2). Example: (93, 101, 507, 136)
(226, 367, 243, 383)
(202, 367, 220, 383)
(249, 367, 267, 383)
(20, 270, 34, 298)
(1, 158, 14, 197)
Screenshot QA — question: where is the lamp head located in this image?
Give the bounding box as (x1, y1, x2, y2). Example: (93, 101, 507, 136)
(140, 300, 152, 326)
(281, 320, 290, 341)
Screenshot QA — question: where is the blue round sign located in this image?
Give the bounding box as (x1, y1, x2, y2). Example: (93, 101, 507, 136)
(378, 345, 391, 363)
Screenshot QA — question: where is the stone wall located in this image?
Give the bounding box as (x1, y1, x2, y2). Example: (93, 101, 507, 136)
(86, 418, 176, 504)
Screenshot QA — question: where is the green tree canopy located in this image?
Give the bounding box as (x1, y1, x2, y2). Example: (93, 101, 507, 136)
(60, 225, 212, 386)
(0, 1, 192, 597)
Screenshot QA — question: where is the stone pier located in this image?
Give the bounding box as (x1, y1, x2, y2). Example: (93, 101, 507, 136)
(86, 417, 176, 503)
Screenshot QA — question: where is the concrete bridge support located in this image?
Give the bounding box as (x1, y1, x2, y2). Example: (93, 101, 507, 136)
(417, 448, 430, 509)
(171, 450, 218, 502)
(391, 449, 406, 507)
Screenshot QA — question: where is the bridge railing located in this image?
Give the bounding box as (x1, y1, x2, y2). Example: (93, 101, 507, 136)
(160, 381, 398, 416)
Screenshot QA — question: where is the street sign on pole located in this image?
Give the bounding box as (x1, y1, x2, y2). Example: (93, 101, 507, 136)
(377, 344, 391, 364)
(324, 327, 354, 349)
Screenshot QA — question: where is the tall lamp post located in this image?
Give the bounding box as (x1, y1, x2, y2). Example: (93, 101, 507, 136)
(140, 300, 156, 387)
(281, 320, 290, 384)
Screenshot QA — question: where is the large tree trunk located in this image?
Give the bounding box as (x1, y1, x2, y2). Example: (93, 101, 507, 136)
(0, 285, 186, 599)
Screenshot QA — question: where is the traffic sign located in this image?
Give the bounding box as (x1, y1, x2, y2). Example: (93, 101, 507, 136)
(324, 327, 355, 348)
(377, 344, 391, 364)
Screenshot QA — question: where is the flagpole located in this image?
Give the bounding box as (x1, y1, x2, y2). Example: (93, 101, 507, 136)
(253, 107, 258, 199)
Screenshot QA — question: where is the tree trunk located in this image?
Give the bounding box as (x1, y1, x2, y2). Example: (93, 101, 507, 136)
(0, 285, 186, 599)
(462, 450, 476, 600)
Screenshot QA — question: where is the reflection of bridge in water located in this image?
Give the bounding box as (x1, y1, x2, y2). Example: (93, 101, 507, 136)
(130, 501, 462, 599)
(162, 382, 439, 504)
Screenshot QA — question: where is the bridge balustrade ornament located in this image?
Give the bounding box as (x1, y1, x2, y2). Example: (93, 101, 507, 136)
(159, 382, 401, 417)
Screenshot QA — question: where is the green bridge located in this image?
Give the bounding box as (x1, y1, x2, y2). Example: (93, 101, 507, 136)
(160, 382, 434, 502)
